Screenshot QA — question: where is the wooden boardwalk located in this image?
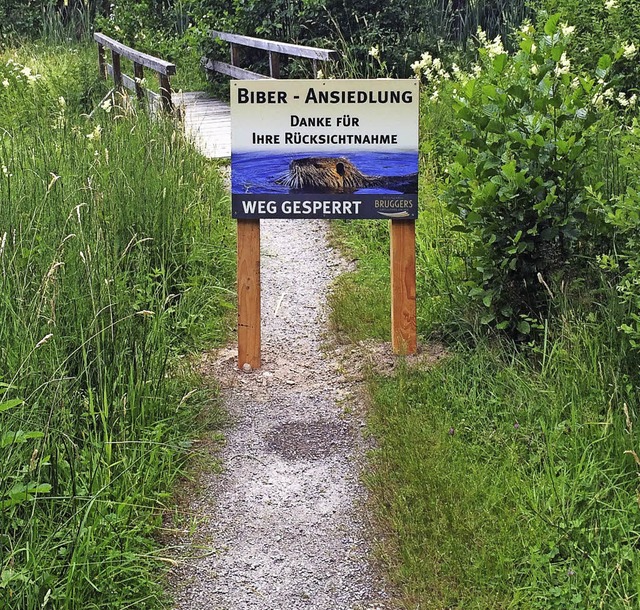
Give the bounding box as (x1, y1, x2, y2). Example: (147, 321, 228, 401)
(173, 91, 231, 159)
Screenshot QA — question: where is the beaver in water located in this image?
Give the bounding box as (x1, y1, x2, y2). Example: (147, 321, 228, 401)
(276, 157, 417, 194)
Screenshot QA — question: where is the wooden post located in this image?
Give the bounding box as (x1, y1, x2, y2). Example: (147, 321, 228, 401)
(230, 43, 241, 67)
(111, 50, 122, 90)
(390, 220, 417, 354)
(158, 73, 173, 112)
(268, 51, 281, 78)
(133, 61, 144, 102)
(97, 43, 106, 79)
(237, 219, 261, 369)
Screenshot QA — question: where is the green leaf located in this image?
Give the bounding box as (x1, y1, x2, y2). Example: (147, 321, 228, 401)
(517, 320, 531, 334)
(492, 54, 508, 74)
(0, 383, 17, 396)
(482, 84, 499, 101)
(501, 160, 517, 181)
(1, 482, 51, 511)
(597, 54, 612, 72)
(450, 224, 470, 233)
(482, 293, 493, 307)
(1, 430, 44, 449)
(544, 14, 561, 36)
(507, 85, 528, 102)
(457, 106, 474, 122)
(0, 398, 23, 413)
(486, 120, 505, 134)
(520, 38, 534, 54)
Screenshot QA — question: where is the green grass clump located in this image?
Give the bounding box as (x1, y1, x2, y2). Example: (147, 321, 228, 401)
(0, 43, 234, 609)
(367, 309, 640, 608)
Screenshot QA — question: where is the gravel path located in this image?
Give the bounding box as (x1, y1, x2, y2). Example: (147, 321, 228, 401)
(171, 219, 395, 610)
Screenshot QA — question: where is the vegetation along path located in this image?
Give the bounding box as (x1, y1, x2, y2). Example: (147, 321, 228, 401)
(170, 126, 393, 607)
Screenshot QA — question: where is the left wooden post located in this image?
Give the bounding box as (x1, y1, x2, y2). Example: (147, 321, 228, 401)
(237, 219, 261, 369)
(97, 43, 106, 79)
(111, 50, 122, 90)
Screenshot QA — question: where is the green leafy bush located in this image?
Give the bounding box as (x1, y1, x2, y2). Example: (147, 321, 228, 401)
(442, 16, 621, 333)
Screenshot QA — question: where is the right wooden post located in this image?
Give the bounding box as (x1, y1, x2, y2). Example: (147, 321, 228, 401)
(390, 219, 417, 354)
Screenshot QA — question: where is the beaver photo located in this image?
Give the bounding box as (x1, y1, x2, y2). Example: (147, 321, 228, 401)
(276, 156, 418, 194)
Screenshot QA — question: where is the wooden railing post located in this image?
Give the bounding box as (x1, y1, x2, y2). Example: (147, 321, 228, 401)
(268, 51, 281, 78)
(230, 43, 241, 67)
(158, 73, 173, 112)
(97, 43, 106, 79)
(94, 33, 176, 114)
(133, 62, 144, 102)
(111, 50, 122, 90)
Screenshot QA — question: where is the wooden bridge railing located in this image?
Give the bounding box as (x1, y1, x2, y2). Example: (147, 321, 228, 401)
(203, 31, 339, 80)
(94, 32, 176, 112)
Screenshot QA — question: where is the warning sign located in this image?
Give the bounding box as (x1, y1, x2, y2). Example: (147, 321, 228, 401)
(231, 79, 419, 219)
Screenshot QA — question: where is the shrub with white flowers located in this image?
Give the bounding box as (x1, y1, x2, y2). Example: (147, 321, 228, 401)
(420, 15, 628, 334)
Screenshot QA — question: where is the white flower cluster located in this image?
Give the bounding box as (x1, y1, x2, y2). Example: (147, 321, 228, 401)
(605, 0, 618, 10)
(1, 58, 41, 89)
(410, 51, 451, 84)
(86, 125, 102, 141)
(477, 27, 505, 59)
(623, 42, 637, 60)
(554, 52, 571, 76)
(617, 91, 637, 108)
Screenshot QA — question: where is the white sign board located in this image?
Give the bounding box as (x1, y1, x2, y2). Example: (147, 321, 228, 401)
(231, 79, 419, 219)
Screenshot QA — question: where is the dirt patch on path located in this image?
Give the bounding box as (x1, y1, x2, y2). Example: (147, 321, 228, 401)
(170, 219, 396, 609)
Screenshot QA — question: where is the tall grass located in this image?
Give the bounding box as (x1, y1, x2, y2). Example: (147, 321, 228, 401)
(0, 44, 234, 608)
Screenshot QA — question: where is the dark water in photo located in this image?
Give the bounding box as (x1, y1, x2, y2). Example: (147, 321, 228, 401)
(232, 151, 418, 195)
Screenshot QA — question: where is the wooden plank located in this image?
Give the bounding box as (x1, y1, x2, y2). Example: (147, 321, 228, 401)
(390, 220, 417, 355)
(211, 30, 339, 61)
(173, 92, 231, 159)
(203, 59, 273, 81)
(94, 32, 176, 75)
(269, 51, 281, 78)
(237, 219, 261, 369)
